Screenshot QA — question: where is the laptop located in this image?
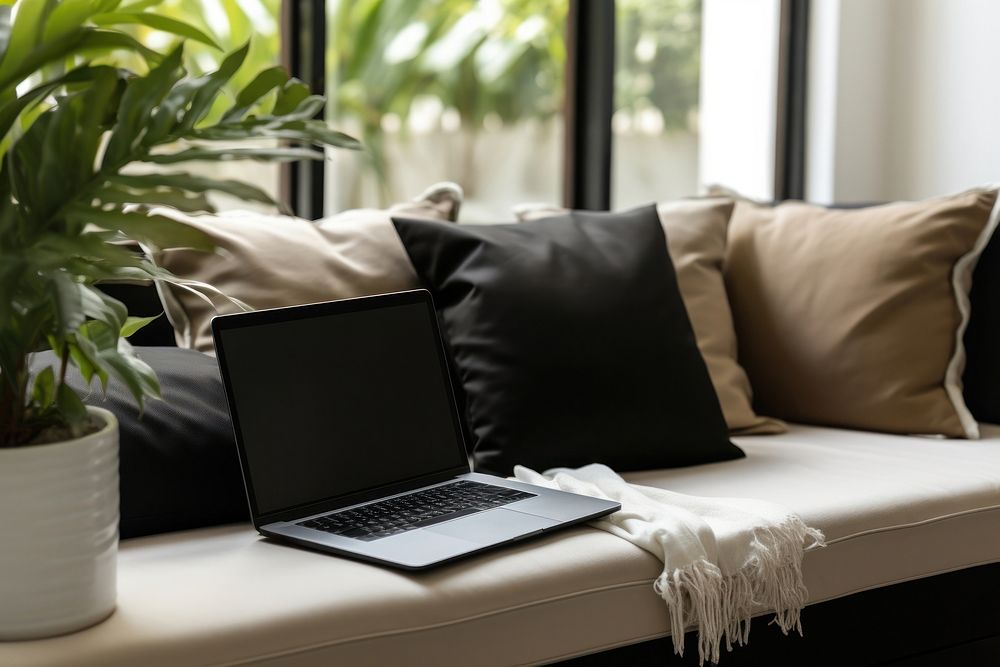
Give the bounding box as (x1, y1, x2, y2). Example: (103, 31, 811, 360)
(211, 289, 619, 570)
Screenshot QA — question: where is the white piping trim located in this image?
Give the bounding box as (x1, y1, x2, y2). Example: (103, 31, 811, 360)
(946, 185, 1000, 439)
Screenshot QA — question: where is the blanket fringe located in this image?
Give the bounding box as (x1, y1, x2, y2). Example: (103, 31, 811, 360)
(653, 516, 825, 665)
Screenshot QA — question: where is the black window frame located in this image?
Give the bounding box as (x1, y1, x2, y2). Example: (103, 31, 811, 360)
(282, 0, 808, 219)
(563, 0, 615, 211)
(775, 0, 810, 201)
(280, 0, 326, 220)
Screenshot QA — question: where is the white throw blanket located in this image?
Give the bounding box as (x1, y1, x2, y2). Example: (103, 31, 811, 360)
(514, 464, 825, 665)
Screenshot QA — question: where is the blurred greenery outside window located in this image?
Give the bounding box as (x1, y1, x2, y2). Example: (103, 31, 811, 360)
(325, 0, 568, 221)
(75, 0, 701, 218)
(326, 0, 702, 220)
(614, 0, 701, 209)
(102, 0, 283, 212)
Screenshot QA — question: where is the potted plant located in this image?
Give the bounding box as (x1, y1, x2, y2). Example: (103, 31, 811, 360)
(0, 0, 357, 639)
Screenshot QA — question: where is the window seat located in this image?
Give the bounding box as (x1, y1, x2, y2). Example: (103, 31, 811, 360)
(3, 425, 999, 666)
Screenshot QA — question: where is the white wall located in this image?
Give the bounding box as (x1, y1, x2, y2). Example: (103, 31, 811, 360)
(883, 0, 1000, 199)
(807, 0, 1000, 203)
(698, 0, 782, 200)
(807, 0, 893, 203)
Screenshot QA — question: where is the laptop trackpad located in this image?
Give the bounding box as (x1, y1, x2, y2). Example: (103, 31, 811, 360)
(424, 509, 559, 545)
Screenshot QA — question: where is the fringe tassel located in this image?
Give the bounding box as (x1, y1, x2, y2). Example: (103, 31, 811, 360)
(653, 516, 826, 665)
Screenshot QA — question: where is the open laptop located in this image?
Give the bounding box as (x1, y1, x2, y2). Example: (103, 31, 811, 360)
(211, 289, 619, 570)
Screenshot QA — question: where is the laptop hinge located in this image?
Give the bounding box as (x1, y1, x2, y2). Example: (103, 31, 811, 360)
(254, 465, 471, 527)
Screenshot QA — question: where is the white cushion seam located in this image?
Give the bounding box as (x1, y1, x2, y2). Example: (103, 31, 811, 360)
(522, 631, 673, 666)
(823, 503, 1000, 545)
(216, 578, 658, 667)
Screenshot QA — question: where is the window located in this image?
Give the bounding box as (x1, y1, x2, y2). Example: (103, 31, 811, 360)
(288, 0, 803, 218)
(612, 0, 702, 209)
(117, 0, 283, 212)
(325, 0, 568, 221)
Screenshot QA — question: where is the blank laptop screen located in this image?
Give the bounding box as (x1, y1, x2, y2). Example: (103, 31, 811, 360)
(216, 300, 467, 516)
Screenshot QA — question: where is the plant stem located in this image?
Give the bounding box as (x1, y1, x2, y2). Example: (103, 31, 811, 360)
(0, 378, 14, 448)
(0, 355, 28, 447)
(58, 343, 69, 388)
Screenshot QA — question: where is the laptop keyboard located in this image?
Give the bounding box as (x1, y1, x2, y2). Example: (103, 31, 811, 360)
(296, 480, 536, 542)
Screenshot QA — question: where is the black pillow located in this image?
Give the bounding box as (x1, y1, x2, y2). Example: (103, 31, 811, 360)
(392, 206, 744, 476)
(964, 227, 1000, 423)
(96, 282, 177, 347)
(29, 347, 248, 538)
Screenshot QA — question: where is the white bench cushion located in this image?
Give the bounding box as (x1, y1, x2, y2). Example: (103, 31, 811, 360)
(4, 425, 1000, 666)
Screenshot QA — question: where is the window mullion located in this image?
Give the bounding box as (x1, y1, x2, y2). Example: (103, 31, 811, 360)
(774, 0, 810, 201)
(281, 0, 327, 220)
(564, 0, 615, 211)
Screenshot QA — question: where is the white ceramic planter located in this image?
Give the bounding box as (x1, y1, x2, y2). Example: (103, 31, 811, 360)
(0, 406, 119, 640)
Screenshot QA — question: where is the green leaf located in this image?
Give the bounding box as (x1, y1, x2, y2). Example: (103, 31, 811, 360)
(27, 231, 150, 276)
(0, 256, 22, 324)
(48, 270, 86, 334)
(114, 346, 161, 407)
(80, 283, 127, 334)
(0, 6, 11, 63)
(178, 41, 249, 132)
(109, 172, 281, 209)
(271, 78, 310, 116)
(76, 331, 160, 409)
(272, 95, 325, 122)
(44, 0, 120, 43)
(33, 66, 122, 223)
(77, 27, 164, 65)
(94, 184, 215, 213)
(0, 64, 106, 146)
(345, 0, 384, 81)
(0, 27, 85, 100)
(55, 381, 89, 432)
(0, 0, 54, 85)
(0, 331, 28, 404)
(192, 119, 361, 150)
(120, 314, 159, 338)
(92, 12, 221, 50)
(66, 206, 215, 251)
(154, 273, 252, 312)
(6, 65, 123, 226)
(141, 75, 200, 145)
(71, 329, 109, 389)
(68, 336, 107, 387)
(102, 44, 184, 169)
(222, 65, 288, 122)
(143, 146, 325, 164)
(77, 319, 116, 351)
(0, 16, 166, 105)
(32, 365, 56, 408)
(118, 0, 163, 11)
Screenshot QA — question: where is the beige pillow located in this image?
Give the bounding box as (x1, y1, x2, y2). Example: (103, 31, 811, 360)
(513, 200, 784, 434)
(723, 187, 1000, 438)
(155, 183, 462, 353)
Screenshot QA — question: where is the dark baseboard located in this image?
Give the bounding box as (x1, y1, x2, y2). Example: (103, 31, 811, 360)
(881, 634, 1000, 666)
(559, 562, 1000, 666)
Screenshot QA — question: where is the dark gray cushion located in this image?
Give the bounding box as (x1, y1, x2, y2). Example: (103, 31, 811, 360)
(30, 347, 247, 538)
(964, 229, 1000, 423)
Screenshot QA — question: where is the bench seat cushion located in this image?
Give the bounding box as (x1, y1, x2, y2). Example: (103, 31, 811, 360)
(4, 426, 999, 666)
